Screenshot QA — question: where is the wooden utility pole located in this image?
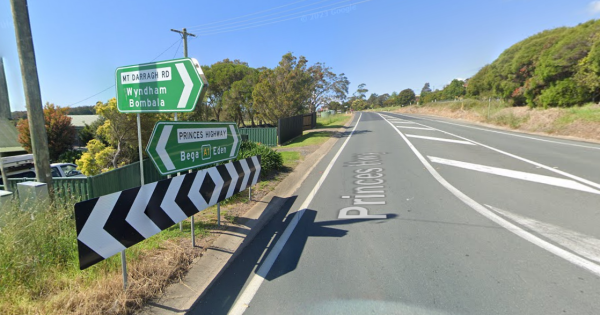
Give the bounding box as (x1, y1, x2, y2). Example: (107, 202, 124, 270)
(170, 28, 196, 58)
(0, 58, 12, 120)
(10, 0, 53, 191)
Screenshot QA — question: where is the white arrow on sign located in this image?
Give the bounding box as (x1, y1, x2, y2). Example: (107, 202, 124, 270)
(157, 125, 176, 171)
(126, 182, 162, 238)
(229, 125, 238, 158)
(176, 63, 193, 109)
(78, 193, 126, 258)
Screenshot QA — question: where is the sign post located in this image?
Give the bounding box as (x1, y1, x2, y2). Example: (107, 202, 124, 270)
(146, 122, 242, 176)
(114, 57, 207, 289)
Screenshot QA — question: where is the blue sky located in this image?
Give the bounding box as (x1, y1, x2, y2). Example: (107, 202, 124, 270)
(1, 0, 599, 112)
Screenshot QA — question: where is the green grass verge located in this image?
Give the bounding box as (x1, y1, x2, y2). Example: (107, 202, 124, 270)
(555, 103, 600, 125)
(0, 198, 210, 311)
(280, 151, 301, 168)
(316, 114, 351, 129)
(282, 131, 334, 148)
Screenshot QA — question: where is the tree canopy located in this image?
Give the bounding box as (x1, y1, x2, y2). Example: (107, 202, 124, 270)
(16, 103, 76, 161)
(467, 19, 600, 107)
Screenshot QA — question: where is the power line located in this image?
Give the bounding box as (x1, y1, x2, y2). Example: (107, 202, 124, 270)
(67, 40, 183, 107)
(151, 39, 181, 61)
(187, 0, 336, 32)
(185, 0, 312, 29)
(173, 39, 183, 58)
(198, 0, 373, 37)
(67, 85, 114, 107)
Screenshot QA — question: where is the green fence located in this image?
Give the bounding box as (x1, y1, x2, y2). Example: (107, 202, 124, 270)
(239, 127, 277, 147)
(6, 159, 167, 201)
(87, 159, 167, 198)
(3, 127, 275, 201)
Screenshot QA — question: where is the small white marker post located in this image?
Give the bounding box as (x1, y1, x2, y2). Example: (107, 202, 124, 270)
(191, 215, 195, 247)
(217, 202, 221, 226)
(248, 186, 252, 202)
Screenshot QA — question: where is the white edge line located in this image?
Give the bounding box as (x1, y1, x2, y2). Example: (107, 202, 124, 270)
(407, 114, 600, 151)
(228, 113, 363, 315)
(391, 113, 600, 191)
(379, 113, 600, 277)
(486, 204, 600, 264)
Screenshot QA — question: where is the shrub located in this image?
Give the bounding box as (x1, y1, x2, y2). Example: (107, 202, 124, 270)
(57, 149, 83, 164)
(237, 141, 283, 174)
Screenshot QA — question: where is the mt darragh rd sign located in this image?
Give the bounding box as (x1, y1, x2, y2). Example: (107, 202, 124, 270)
(115, 58, 208, 113)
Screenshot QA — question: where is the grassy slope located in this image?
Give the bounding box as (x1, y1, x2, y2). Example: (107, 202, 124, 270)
(395, 100, 600, 142)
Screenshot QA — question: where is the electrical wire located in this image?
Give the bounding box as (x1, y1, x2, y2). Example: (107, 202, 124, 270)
(187, 0, 336, 32)
(66, 39, 183, 106)
(198, 0, 373, 37)
(151, 39, 181, 61)
(173, 39, 183, 58)
(185, 0, 313, 29)
(67, 85, 115, 107)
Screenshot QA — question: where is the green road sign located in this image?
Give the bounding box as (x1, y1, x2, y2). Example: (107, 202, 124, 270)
(146, 121, 241, 175)
(115, 58, 208, 113)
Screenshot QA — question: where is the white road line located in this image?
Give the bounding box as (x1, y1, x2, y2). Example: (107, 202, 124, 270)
(378, 113, 600, 278)
(387, 114, 600, 191)
(229, 113, 363, 315)
(398, 114, 600, 150)
(395, 126, 433, 130)
(486, 205, 600, 264)
(406, 134, 474, 145)
(394, 121, 415, 124)
(428, 156, 600, 195)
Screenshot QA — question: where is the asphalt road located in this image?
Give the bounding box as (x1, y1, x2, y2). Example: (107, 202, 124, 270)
(189, 112, 600, 315)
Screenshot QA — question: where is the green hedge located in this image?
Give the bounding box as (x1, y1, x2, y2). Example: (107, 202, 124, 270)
(237, 141, 283, 174)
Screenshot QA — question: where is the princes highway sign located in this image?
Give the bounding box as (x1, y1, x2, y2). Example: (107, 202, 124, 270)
(146, 121, 241, 175)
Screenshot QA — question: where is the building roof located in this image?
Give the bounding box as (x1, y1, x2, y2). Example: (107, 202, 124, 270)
(0, 118, 25, 154)
(68, 115, 100, 128)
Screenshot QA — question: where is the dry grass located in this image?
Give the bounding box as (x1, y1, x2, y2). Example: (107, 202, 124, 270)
(55, 239, 198, 315)
(396, 101, 600, 142)
(0, 134, 323, 315)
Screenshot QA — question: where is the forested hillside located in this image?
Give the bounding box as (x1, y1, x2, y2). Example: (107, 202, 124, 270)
(467, 19, 600, 108)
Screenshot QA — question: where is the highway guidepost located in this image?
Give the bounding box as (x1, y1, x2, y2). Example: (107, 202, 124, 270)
(115, 57, 208, 289)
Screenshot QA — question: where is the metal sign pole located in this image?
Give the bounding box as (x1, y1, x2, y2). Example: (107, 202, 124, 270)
(137, 114, 145, 185)
(121, 113, 145, 290)
(173, 112, 183, 232)
(121, 251, 128, 290)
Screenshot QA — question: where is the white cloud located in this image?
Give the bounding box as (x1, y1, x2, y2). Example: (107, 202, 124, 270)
(588, 1, 600, 15)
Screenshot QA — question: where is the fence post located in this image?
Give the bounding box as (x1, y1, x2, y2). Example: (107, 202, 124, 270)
(277, 118, 282, 145)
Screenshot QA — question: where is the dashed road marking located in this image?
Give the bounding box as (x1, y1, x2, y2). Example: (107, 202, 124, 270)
(395, 126, 434, 130)
(406, 134, 474, 145)
(428, 156, 600, 195)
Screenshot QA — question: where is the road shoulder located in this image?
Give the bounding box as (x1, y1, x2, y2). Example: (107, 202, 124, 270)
(138, 114, 355, 314)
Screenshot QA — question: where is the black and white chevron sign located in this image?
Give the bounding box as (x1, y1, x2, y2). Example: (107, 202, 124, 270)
(74, 156, 261, 270)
